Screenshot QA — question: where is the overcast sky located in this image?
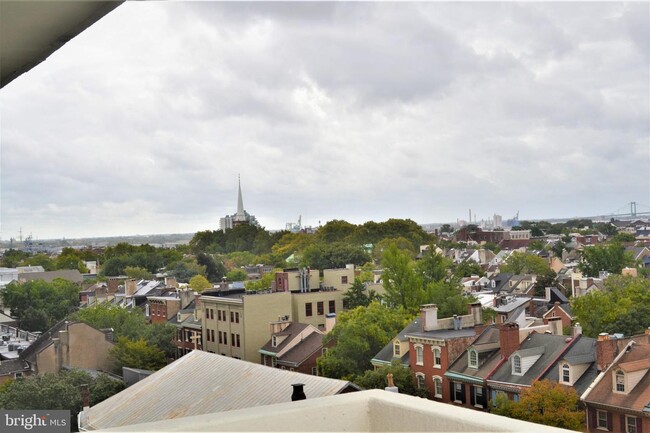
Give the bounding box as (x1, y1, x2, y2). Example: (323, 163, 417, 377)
(1, 1, 648, 240)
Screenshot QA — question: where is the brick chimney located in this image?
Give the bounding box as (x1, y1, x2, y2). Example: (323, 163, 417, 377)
(125, 279, 137, 297)
(468, 302, 483, 326)
(596, 333, 617, 371)
(80, 384, 90, 409)
(270, 316, 291, 334)
(421, 304, 438, 331)
(499, 322, 520, 359)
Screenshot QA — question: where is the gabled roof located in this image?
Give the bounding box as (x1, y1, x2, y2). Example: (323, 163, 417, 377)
(372, 318, 421, 366)
(541, 336, 597, 395)
(582, 340, 650, 413)
(277, 332, 325, 367)
(259, 323, 311, 355)
(79, 350, 358, 431)
(446, 325, 502, 384)
(488, 333, 574, 388)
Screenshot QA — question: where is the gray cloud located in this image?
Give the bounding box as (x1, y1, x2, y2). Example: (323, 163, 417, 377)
(1, 1, 648, 239)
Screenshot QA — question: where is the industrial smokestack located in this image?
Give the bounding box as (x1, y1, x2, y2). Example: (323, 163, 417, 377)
(291, 383, 306, 401)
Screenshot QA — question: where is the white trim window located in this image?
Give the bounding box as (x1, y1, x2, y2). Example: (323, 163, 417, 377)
(394, 341, 401, 357)
(625, 415, 637, 433)
(596, 410, 608, 431)
(561, 363, 570, 384)
(416, 373, 425, 390)
(468, 349, 478, 368)
(432, 376, 443, 398)
(415, 344, 424, 366)
(432, 346, 441, 368)
(615, 370, 625, 393)
(512, 354, 522, 375)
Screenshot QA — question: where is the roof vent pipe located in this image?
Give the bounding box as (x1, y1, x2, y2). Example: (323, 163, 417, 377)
(291, 383, 306, 401)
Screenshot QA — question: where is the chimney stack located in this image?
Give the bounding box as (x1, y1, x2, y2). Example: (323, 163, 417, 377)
(291, 383, 306, 401)
(596, 333, 617, 371)
(385, 373, 398, 393)
(572, 323, 582, 337)
(80, 384, 90, 409)
(547, 317, 563, 335)
(325, 313, 336, 334)
(421, 304, 438, 331)
(468, 302, 483, 326)
(499, 322, 520, 359)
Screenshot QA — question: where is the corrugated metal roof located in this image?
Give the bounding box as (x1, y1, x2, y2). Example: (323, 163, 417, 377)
(81, 350, 355, 430)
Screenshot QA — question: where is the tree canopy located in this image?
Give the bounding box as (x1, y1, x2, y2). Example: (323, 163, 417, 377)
(578, 242, 634, 277)
(2, 278, 80, 332)
(571, 275, 650, 337)
(501, 252, 551, 275)
(317, 302, 412, 380)
(491, 380, 584, 431)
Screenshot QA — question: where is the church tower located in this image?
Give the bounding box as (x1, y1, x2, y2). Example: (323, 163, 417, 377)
(219, 176, 259, 232)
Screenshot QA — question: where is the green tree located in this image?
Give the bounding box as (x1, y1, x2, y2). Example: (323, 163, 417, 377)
(0, 369, 125, 431)
(492, 380, 584, 431)
(1, 279, 80, 332)
(578, 242, 634, 277)
(317, 302, 412, 379)
(22, 253, 55, 271)
(452, 260, 485, 278)
(343, 278, 379, 309)
(70, 304, 148, 340)
(166, 258, 206, 283)
(501, 252, 550, 275)
(55, 248, 89, 273)
(225, 268, 248, 281)
(124, 266, 153, 280)
(245, 269, 281, 291)
(381, 245, 425, 312)
(372, 237, 417, 262)
(571, 275, 650, 337)
(189, 274, 212, 292)
(110, 337, 166, 373)
(0, 249, 30, 267)
(141, 323, 177, 359)
(612, 232, 636, 243)
(302, 242, 371, 270)
(196, 252, 226, 282)
(354, 361, 426, 397)
(414, 248, 451, 284)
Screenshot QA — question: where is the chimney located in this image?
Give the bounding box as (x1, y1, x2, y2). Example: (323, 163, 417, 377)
(499, 323, 520, 359)
(80, 384, 90, 409)
(596, 333, 617, 371)
(645, 327, 650, 336)
(545, 287, 551, 302)
(270, 317, 291, 335)
(548, 317, 563, 335)
(325, 313, 336, 334)
(291, 383, 306, 401)
(125, 279, 137, 297)
(385, 373, 398, 393)
(421, 304, 438, 331)
(468, 302, 483, 326)
(572, 323, 582, 337)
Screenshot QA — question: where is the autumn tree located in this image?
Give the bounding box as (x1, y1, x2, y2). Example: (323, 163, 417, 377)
(189, 274, 212, 292)
(492, 380, 584, 431)
(317, 302, 412, 379)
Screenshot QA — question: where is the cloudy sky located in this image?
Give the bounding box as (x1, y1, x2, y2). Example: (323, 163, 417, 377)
(1, 1, 648, 240)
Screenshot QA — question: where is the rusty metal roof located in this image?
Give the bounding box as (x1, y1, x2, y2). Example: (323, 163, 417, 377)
(81, 350, 356, 430)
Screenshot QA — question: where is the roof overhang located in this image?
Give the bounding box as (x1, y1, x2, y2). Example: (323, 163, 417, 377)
(0, 0, 123, 88)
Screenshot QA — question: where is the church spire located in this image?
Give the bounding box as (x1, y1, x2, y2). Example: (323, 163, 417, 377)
(236, 174, 245, 220)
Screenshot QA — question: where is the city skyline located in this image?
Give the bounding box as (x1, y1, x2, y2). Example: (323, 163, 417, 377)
(1, 2, 648, 240)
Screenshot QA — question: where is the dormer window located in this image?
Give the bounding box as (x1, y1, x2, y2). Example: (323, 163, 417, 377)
(561, 363, 570, 384)
(272, 335, 277, 348)
(513, 355, 522, 374)
(394, 341, 401, 357)
(468, 349, 478, 368)
(615, 370, 625, 392)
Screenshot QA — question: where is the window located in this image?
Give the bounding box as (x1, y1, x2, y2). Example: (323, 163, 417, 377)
(312, 367, 318, 376)
(468, 349, 478, 368)
(626, 416, 637, 433)
(432, 347, 441, 367)
(211, 329, 215, 343)
(433, 376, 443, 398)
(473, 385, 484, 408)
(615, 370, 625, 392)
(218, 332, 223, 344)
(231, 311, 235, 322)
(272, 335, 277, 347)
(207, 330, 211, 342)
(236, 334, 241, 348)
(596, 410, 608, 430)
(305, 303, 313, 317)
(217, 310, 222, 321)
(231, 333, 235, 346)
(329, 300, 336, 313)
(453, 382, 465, 403)
(513, 355, 522, 374)
(416, 373, 425, 390)
(322, 347, 328, 356)
(415, 345, 424, 366)
(394, 341, 401, 357)
(234, 312, 240, 323)
(341, 276, 348, 284)
(223, 332, 228, 345)
(562, 363, 570, 383)
(317, 301, 324, 315)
